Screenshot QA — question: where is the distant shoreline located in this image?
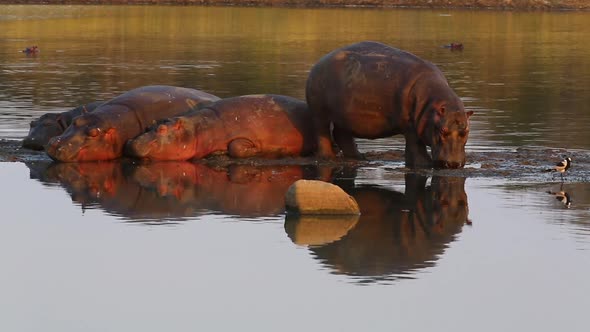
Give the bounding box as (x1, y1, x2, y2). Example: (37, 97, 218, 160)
(0, 1, 589, 11)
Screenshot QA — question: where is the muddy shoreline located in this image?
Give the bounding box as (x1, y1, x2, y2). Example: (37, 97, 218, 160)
(0, 0, 589, 11)
(2, 139, 588, 182)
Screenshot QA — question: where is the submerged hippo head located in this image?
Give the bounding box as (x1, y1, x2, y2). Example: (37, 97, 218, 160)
(46, 114, 120, 162)
(126, 117, 196, 161)
(22, 113, 72, 150)
(429, 102, 474, 169)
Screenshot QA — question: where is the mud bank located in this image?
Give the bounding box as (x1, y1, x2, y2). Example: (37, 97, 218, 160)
(2, 139, 589, 182)
(0, 0, 589, 10)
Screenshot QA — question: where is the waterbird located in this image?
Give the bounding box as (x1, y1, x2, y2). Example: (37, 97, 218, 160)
(545, 156, 571, 181)
(21, 46, 39, 54)
(442, 43, 464, 51)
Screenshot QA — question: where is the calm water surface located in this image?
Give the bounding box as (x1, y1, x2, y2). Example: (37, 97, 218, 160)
(1, 5, 590, 149)
(1, 161, 590, 331)
(1, 5, 590, 331)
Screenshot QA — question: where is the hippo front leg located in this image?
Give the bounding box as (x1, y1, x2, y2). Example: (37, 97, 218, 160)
(333, 125, 364, 159)
(228, 138, 261, 158)
(404, 131, 432, 168)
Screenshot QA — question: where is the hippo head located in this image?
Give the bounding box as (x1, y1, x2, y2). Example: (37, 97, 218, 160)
(22, 113, 67, 150)
(132, 162, 198, 200)
(46, 115, 120, 162)
(430, 176, 469, 231)
(126, 117, 196, 161)
(429, 102, 474, 169)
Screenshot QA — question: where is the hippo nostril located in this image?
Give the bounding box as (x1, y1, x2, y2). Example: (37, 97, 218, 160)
(434, 160, 464, 169)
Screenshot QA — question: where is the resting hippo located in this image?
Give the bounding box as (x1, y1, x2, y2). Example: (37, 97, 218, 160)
(306, 41, 473, 168)
(126, 94, 317, 161)
(22, 101, 104, 150)
(46, 85, 220, 162)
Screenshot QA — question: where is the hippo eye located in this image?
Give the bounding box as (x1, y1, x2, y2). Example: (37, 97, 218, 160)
(74, 118, 85, 127)
(157, 124, 168, 135)
(87, 128, 100, 137)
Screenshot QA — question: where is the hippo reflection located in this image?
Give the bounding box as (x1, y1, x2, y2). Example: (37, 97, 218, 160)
(27, 161, 331, 222)
(285, 172, 470, 283)
(36, 161, 197, 221)
(132, 162, 332, 217)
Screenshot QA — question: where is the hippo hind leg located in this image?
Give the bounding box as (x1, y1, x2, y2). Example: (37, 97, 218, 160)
(404, 131, 432, 168)
(228, 138, 260, 158)
(333, 125, 363, 159)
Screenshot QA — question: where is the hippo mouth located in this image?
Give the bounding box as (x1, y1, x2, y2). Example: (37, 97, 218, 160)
(433, 160, 465, 169)
(46, 137, 81, 162)
(125, 139, 153, 159)
(47, 144, 85, 162)
(22, 137, 45, 150)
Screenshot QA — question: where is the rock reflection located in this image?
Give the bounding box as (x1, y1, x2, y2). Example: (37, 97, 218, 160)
(25, 161, 330, 222)
(285, 171, 470, 283)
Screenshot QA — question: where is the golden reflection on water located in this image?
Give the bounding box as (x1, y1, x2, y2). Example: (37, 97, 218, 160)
(1, 5, 590, 148)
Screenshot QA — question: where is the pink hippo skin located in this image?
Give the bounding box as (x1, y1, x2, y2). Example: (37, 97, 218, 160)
(126, 94, 317, 161)
(46, 85, 220, 162)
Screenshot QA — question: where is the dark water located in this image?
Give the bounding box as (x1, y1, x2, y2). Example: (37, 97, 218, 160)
(1, 5, 590, 331)
(1, 5, 590, 150)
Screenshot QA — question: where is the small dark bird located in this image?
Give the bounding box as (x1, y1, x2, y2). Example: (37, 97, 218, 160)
(21, 45, 39, 54)
(442, 43, 464, 51)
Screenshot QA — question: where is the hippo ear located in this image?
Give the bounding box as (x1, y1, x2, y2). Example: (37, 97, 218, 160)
(157, 124, 168, 135)
(56, 115, 69, 130)
(466, 110, 474, 117)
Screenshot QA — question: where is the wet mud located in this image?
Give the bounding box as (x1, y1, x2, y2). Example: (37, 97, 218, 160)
(3, 139, 589, 182)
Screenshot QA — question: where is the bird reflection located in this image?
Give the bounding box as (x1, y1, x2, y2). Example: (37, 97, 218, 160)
(547, 183, 572, 209)
(26, 161, 332, 222)
(285, 171, 470, 283)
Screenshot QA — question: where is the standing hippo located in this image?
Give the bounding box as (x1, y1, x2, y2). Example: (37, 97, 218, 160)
(22, 101, 104, 150)
(46, 85, 220, 162)
(126, 94, 317, 161)
(306, 41, 473, 168)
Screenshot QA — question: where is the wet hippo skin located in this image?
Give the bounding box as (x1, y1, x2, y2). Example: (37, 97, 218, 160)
(126, 94, 317, 161)
(45, 85, 220, 162)
(306, 41, 473, 168)
(22, 101, 104, 151)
